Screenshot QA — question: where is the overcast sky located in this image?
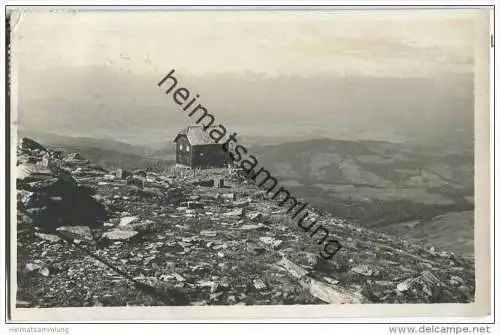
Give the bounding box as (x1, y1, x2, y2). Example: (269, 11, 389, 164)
(13, 9, 475, 77)
(12, 9, 482, 146)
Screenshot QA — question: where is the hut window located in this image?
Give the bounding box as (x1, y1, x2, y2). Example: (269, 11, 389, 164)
(186, 146, 190, 152)
(179, 144, 183, 150)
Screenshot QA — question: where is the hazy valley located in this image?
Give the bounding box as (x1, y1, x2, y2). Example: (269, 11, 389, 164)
(252, 138, 474, 258)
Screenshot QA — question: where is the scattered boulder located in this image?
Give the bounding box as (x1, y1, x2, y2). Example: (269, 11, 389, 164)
(351, 265, 379, 277)
(396, 278, 413, 292)
(173, 273, 186, 282)
(395, 270, 450, 302)
(187, 201, 204, 209)
(129, 219, 157, 232)
(17, 190, 34, 208)
(102, 229, 139, 241)
(305, 278, 365, 304)
(22, 262, 50, 278)
(39, 267, 50, 277)
(277, 257, 308, 279)
(259, 236, 282, 249)
(225, 208, 243, 217)
(239, 224, 264, 230)
(34, 232, 61, 243)
(247, 212, 263, 221)
(23, 262, 41, 276)
(119, 216, 139, 227)
(19, 170, 109, 234)
(323, 277, 339, 285)
(246, 242, 266, 255)
(200, 230, 217, 237)
(253, 279, 266, 290)
(56, 226, 94, 241)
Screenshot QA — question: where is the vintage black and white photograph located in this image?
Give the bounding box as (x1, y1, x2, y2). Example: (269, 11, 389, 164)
(8, 7, 492, 319)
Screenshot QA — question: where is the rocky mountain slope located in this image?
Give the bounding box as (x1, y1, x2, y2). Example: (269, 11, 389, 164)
(15, 138, 475, 307)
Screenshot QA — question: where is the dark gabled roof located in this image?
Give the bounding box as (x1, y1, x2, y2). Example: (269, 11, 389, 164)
(173, 126, 219, 146)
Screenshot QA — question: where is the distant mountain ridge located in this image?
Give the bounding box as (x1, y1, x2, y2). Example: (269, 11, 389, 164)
(17, 130, 174, 170)
(18, 130, 149, 155)
(18, 66, 473, 147)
